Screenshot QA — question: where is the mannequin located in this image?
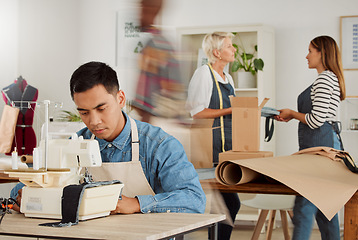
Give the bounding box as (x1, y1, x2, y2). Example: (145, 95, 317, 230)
(1, 76, 38, 155)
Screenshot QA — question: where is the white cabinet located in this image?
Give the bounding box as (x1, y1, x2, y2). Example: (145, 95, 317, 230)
(176, 25, 276, 153)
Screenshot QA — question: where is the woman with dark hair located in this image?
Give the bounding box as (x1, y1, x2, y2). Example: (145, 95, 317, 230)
(276, 35, 345, 240)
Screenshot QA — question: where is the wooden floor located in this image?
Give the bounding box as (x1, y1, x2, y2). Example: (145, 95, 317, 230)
(185, 221, 335, 240)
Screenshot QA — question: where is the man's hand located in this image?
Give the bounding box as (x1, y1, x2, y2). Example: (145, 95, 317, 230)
(110, 195, 141, 214)
(12, 188, 22, 212)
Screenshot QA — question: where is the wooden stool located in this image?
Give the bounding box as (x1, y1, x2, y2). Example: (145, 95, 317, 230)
(240, 194, 295, 240)
(251, 209, 293, 240)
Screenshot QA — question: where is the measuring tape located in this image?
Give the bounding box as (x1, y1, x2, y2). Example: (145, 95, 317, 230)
(208, 64, 226, 153)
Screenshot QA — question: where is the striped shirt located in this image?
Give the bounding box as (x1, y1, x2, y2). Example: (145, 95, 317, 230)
(305, 70, 341, 129)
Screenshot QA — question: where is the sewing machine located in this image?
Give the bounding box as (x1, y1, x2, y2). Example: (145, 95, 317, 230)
(6, 136, 123, 220)
(4, 101, 123, 220)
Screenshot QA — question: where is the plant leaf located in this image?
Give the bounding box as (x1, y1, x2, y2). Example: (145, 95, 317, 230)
(241, 53, 254, 61)
(254, 58, 264, 71)
(231, 61, 240, 72)
(58, 110, 82, 122)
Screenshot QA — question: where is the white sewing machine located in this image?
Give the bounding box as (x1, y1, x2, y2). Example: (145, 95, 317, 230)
(5, 101, 123, 220)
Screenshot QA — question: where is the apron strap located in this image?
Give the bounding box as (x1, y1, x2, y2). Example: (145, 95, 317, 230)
(329, 121, 344, 150)
(129, 117, 139, 162)
(89, 116, 140, 162)
(264, 117, 274, 142)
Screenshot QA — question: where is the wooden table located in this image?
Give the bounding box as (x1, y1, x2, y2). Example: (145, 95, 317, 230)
(0, 172, 18, 183)
(201, 178, 358, 240)
(0, 211, 225, 240)
(0, 174, 225, 239)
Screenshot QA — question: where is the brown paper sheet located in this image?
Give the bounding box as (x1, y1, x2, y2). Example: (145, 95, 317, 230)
(0, 105, 19, 153)
(215, 154, 358, 220)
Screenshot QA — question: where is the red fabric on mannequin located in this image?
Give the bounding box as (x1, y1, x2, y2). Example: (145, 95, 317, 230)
(2, 77, 38, 155)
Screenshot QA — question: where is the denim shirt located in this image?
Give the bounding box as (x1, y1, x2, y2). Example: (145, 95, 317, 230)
(12, 112, 206, 214)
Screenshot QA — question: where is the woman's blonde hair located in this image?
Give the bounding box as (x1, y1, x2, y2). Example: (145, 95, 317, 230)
(311, 36, 346, 100)
(202, 32, 234, 64)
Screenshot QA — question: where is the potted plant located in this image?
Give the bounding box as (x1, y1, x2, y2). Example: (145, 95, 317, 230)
(58, 110, 82, 122)
(231, 33, 264, 88)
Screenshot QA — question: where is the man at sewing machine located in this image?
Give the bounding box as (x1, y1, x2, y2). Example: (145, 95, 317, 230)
(11, 61, 206, 215)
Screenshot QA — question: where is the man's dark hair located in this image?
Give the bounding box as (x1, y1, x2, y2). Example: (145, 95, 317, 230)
(70, 61, 120, 99)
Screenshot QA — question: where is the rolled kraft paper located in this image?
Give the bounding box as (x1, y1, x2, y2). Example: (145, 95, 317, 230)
(20, 155, 33, 163)
(215, 161, 261, 185)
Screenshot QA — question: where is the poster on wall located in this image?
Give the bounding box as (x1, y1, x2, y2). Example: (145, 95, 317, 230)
(340, 16, 358, 70)
(116, 5, 150, 68)
(115, 4, 151, 102)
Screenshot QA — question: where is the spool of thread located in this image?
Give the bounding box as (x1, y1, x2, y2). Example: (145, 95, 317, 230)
(12, 147, 18, 170)
(33, 148, 39, 170)
(20, 155, 33, 164)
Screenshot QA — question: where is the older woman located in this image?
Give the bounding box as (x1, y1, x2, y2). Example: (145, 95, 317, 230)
(186, 32, 239, 240)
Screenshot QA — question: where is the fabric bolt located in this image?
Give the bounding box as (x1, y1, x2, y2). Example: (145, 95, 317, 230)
(292, 83, 341, 240)
(261, 107, 280, 118)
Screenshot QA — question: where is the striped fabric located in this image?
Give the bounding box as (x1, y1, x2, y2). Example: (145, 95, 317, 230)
(305, 70, 341, 129)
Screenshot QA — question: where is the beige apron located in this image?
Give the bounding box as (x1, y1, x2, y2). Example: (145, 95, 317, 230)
(88, 117, 155, 198)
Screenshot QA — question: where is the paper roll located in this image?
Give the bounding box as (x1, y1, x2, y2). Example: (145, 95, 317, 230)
(20, 155, 33, 163)
(215, 161, 262, 185)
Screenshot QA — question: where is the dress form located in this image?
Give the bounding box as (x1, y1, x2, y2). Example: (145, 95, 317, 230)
(1, 76, 38, 155)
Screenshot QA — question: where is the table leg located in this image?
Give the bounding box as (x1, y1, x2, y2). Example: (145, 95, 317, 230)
(344, 191, 358, 240)
(209, 222, 218, 240)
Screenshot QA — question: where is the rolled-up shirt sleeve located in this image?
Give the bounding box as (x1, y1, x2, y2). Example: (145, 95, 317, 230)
(10, 182, 25, 200)
(185, 66, 213, 117)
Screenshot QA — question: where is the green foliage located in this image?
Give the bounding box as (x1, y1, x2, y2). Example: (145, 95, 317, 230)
(58, 110, 82, 122)
(231, 33, 264, 75)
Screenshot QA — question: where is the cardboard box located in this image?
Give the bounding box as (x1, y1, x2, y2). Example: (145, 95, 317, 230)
(219, 150, 273, 164)
(230, 97, 269, 151)
(189, 119, 214, 168)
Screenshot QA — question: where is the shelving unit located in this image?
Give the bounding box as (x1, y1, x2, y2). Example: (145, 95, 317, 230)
(340, 96, 358, 161)
(176, 24, 276, 153)
(340, 96, 358, 130)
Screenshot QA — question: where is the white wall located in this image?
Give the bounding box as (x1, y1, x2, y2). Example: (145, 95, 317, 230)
(1, 0, 357, 156)
(17, 0, 80, 112)
(0, 0, 19, 110)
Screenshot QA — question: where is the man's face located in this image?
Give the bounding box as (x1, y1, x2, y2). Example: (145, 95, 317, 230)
(74, 84, 126, 142)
